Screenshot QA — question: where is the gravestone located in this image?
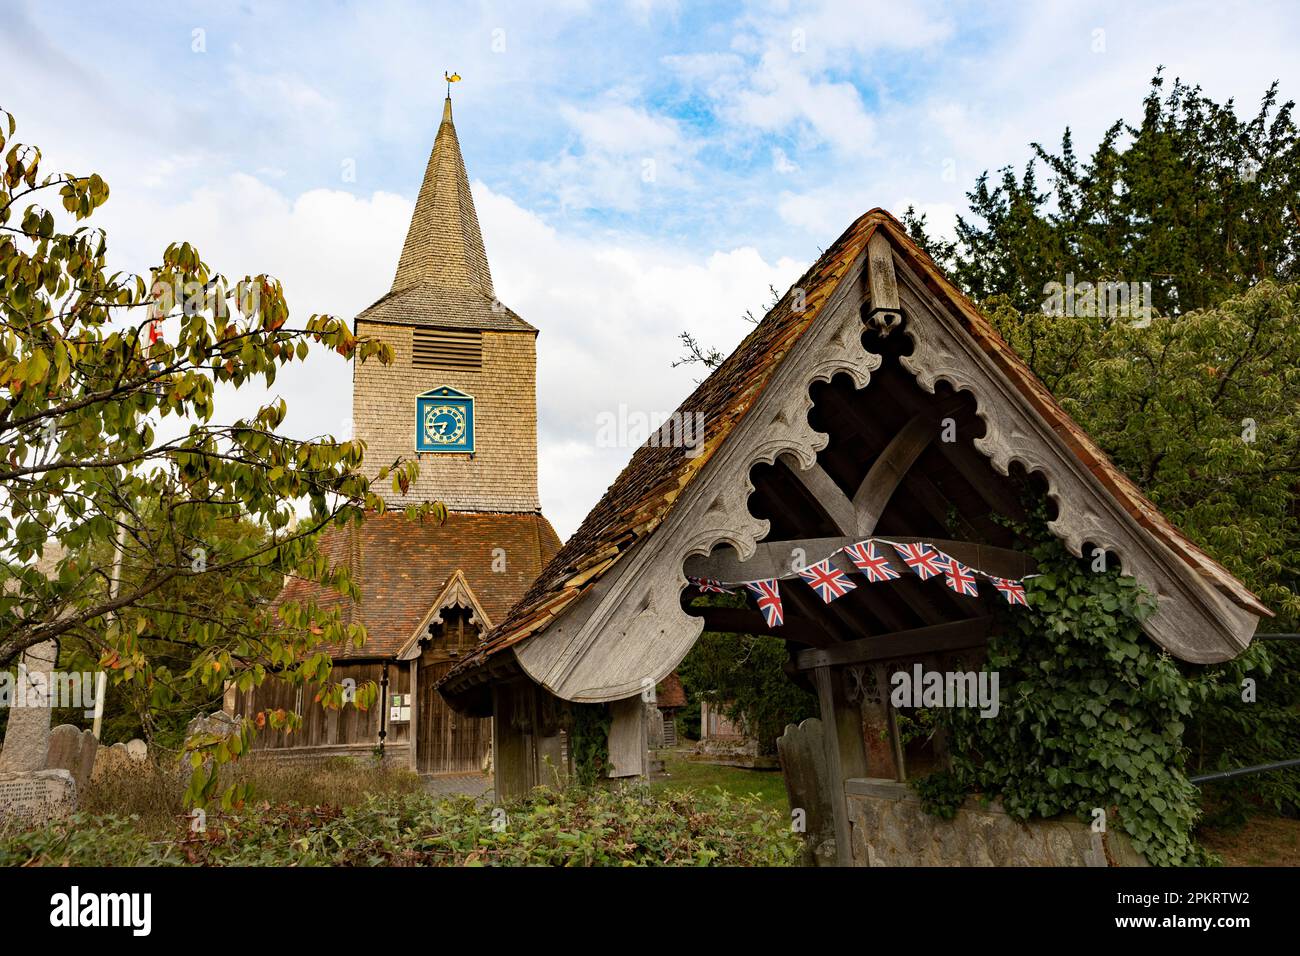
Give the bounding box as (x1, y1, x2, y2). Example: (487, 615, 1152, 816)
(777, 718, 838, 867)
(0, 640, 58, 775)
(92, 742, 134, 782)
(0, 641, 78, 828)
(184, 710, 239, 743)
(47, 724, 99, 793)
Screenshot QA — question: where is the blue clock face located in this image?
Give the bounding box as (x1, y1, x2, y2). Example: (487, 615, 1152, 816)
(416, 388, 474, 453)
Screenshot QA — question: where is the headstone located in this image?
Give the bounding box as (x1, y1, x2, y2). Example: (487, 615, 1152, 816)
(124, 739, 148, 762)
(777, 717, 837, 866)
(184, 710, 239, 743)
(46, 724, 98, 793)
(0, 640, 58, 775)
(0, 770, 77, 828)
(179, 711, 238, 779)
(0, 641, 78, 829)
(92, 742, 133, 782)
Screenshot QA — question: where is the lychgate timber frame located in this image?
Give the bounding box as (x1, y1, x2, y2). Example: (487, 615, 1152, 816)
(438, 209, 1269, 864)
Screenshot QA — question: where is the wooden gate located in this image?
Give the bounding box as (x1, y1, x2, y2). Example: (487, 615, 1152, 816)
(417, 660, 491, 774)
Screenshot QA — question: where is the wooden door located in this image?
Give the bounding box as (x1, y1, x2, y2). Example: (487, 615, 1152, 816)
(417, 660, 491, 773)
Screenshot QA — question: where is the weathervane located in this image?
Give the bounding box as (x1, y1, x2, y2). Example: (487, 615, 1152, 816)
(444, 70, 461, 97)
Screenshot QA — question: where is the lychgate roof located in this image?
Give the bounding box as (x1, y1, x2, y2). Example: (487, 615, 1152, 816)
(440, 209, 1269, 699)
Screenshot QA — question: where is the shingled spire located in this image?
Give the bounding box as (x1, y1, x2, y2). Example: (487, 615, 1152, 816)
(357, 94, 532, 332)
(391, 96, 494, 298)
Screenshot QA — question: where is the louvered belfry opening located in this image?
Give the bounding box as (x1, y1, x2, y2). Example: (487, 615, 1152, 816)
(412, 328, 483, 369)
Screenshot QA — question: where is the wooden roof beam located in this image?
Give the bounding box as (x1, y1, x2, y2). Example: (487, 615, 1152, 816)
(694, 606, 835, 648)
(796, 616, 994, 670)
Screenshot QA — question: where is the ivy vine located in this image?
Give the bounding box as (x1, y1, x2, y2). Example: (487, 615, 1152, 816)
(570, 703, 612, 787)
(912, 506, 1213, 866)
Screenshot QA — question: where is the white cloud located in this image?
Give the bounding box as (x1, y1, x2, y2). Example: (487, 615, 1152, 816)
(476, 185, 804, 536)
(538, 100, 696, 212)
(730, 52, 876, 153)
(77, 165, 802, 539)
(666, 0, 952, 156)
(772, 147, 800, 174)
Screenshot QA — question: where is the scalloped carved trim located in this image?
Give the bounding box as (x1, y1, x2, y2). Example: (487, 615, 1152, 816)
(893, 262, 1257, 663)
(516, 255, 884, 701)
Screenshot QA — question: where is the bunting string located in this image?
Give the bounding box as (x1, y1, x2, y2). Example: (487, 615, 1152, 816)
(687, 537, 1035, 627)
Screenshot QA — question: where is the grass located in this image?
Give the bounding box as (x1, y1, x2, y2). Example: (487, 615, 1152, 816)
(76, 754, 423, 838)
(1198, 815, 1300, 866)
(651, 748, 1300, 866)
(650, 749, 788, 811)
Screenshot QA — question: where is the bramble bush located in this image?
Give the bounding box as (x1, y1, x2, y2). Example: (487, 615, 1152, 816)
(0, 785, 799, 867)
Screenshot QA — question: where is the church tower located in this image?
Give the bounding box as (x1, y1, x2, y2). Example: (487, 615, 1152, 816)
(237, 92, 562, 775)
(353, 95, 540, 512)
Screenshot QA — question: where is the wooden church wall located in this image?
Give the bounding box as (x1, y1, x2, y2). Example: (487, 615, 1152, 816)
(417, 659, 491, 773)
(230, 660, 409, 753)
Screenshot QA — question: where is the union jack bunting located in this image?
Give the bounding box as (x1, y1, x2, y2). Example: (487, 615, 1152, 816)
(937, 556, 981, 598)
(689, 576, 733, 594)
(797, 558, 858, 603)
(842, 539, 900, 583)
(989, 576, 1028, 606)
(744, 579, 784, 627)
(892, 541, 947, 581)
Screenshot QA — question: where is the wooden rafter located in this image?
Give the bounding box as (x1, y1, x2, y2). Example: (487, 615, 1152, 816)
(795, 617, 994, 670)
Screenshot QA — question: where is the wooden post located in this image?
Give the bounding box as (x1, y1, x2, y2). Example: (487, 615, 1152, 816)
(408, 662, 419, 773)
(491, 684, 534, 802)
(607, 695, 648, 778)
(812, 666, 867, 866)
(861, 664, 900, 780)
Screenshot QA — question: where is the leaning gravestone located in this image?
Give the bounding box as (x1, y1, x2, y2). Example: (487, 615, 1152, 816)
(777, 718, 838, 867)
(0, 641, 78, 828)
(46, 724, 98, 794)
(179, 711, 238, 780)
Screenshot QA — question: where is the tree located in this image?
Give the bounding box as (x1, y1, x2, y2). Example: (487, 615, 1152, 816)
(676, 595, 817, 754)
(983, 282, 1300, 815)
(922, 72, 1300, 315)
(901, 72, 1300, 817)
(0, 109, 441, 804)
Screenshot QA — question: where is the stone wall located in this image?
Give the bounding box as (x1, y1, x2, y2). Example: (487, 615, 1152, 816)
(846, 778, 1147, 867)
(352, 321, 539, 512)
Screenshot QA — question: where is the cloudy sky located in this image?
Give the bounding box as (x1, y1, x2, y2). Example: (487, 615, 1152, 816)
(3, 0, 1298, 537)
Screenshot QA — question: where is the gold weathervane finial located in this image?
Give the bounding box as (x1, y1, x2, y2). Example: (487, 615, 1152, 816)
(444, 71, 462, 97)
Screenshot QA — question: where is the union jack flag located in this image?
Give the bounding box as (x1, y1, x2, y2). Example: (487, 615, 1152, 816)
(892, 541, 946, 580)
(842, 540, 900, 583)
(937, 557, 980, 597)
(689, 577, 733, 594)
(744, 580, 784, 627)
(797, 558, 858, 603)
(147, 319, 163, 345)
(989, 576, 1028, 606)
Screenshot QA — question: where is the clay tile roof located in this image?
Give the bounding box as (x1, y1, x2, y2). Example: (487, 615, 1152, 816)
(443, 208, 1269, 685)
(274, 510, 562, 659)
(656, 672, 687, 709)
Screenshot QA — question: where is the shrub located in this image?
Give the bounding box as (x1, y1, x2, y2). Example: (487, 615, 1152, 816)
(0, 785, 800, 867)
